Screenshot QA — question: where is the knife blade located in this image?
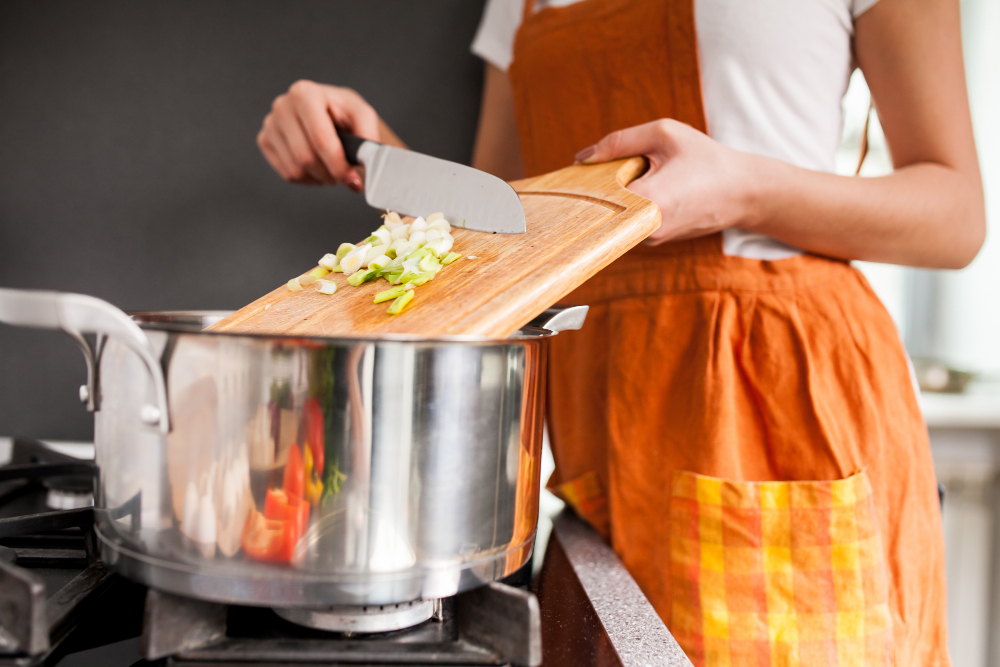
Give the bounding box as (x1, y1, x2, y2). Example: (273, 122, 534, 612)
(337, 130, 526, 234)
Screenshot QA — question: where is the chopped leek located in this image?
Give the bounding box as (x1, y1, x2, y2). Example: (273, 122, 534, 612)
(286, 277, 304, 291)
(387, 290, 414, 315)
(441, 252, 461, 265)
(373, 285, 407, 303)
(336, 243, 355, 260)
(347, 268, 378, 286)
(315, 280, 337, 295)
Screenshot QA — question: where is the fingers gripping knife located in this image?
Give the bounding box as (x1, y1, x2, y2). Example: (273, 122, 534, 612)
(0, 288, 171, 433)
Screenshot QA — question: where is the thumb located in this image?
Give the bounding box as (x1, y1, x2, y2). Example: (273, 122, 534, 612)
(574, 120, 674, 164)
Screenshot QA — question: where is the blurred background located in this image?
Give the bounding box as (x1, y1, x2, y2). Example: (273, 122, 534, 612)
(1, 1, 999, 664)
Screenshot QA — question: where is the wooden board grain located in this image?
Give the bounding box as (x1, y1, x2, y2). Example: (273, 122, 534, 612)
(208, 157, 659, 339)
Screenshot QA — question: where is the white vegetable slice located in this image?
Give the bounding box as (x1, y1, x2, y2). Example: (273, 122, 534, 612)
(336, 243, 356, 260)
(369, 255, 391, 270)
(424, 236, 453, 256)
(340, 244, 369, 274)
(365, 244, 389, 266)
(425, 229, 444, 242)
(409, 216, 427, 233)
(427, 219, 451, 234)
(390, 225, 410, 241)
(382, 210, 403, 227)
(371, 228, 392, 245)
(407, 230, 427, 246)
(394, 241, 419, 259)
(318, 253, 339, 270)
(387, 238, 405, 258)
(315, 279, 337, 295)
(287, 277, 304, 291)
(426, 212, 445, 223)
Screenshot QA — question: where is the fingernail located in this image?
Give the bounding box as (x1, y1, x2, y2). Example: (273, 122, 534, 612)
(347, 175, 363, 191)
(574, 145, 596, 163)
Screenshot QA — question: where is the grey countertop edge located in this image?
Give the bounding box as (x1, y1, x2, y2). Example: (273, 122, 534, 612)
(552, 510, 693, 667)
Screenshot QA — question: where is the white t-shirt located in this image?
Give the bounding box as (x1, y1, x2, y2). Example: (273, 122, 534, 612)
(472, 0, 880, 260)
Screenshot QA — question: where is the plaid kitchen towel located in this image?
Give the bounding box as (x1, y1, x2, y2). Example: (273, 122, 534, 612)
(669, 470, 893, 667)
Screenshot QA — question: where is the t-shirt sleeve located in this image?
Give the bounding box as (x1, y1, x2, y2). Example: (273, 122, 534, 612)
(471, 0, 524, 71)
(851, 0, 881, 19)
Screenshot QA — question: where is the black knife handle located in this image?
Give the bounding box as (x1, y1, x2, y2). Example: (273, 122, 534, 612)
(336, 128, 370, 166)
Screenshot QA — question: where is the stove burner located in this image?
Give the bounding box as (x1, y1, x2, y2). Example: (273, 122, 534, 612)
(273, 599, 437, 633)
(43, 474, 94, 510)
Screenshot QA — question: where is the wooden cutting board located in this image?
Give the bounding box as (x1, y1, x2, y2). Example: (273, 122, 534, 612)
(208, 157, 659, 339)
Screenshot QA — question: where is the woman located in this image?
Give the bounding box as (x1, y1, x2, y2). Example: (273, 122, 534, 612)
(256, 0, 983, 663)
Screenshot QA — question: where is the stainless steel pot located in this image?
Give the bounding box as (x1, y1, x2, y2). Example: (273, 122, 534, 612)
(0, 288, 586, 608)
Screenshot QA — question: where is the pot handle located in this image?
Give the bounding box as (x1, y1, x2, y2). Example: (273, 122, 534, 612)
(0, 288, 171, 433)
(528, 305, 589, 333)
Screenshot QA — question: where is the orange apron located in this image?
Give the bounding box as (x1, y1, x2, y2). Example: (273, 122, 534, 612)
(508, 0, 950, 665)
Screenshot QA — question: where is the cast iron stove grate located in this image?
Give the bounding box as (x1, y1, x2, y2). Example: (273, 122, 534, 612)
(0, 439, 119, 666)
(143, 580, 540, 666)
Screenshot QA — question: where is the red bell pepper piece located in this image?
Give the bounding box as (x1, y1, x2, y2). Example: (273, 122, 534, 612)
(304, 398, 325, 474)
(263, 487, 310, 561)
(283, 443, 305, 501)
(241, 510, 293, 563)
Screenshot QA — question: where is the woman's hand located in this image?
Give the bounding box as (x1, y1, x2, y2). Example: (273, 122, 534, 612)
(575, 120, 758, 245)
(257, 80, 382, 191)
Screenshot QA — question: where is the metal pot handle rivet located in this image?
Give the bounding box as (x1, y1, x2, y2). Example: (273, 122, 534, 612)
(0, 287, 171, 433)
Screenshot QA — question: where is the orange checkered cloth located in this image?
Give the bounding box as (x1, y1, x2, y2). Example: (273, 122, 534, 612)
(669, 470, 893, 667)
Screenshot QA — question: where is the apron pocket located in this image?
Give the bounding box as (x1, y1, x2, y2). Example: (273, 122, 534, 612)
(668, 470, 893, 667)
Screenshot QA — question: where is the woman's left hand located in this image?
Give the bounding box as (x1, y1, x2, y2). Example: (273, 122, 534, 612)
(575, 119, 758, 245)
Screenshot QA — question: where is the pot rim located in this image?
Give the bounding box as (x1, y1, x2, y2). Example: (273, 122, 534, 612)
(128, 310, 557, 344)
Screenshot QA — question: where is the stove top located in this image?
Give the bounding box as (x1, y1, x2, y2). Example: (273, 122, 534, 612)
(0, 437, 690, 667)
(0, 439, 539, 667)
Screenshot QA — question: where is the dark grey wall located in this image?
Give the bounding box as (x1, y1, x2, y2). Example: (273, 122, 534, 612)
(0, 0, 486, 440)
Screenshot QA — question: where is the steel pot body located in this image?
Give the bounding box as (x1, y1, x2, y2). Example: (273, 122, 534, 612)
(0, 289, 585, 607)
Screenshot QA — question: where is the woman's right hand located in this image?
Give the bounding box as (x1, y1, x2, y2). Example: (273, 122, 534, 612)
(257, 80, 381, 191)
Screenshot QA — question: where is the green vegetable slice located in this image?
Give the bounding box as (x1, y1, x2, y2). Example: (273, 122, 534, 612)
(418, 255, 441, 273)
(373, 285, 408, 303)
(408, 271, 435, 286)
(441, 252, 461, 265)
(336, 243, 355, 261)
(387, 290, 414, 315)
(347, 268, 378, 286)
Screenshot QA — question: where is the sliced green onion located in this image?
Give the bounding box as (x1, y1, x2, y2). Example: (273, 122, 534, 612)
(347, 268, 378, 286)
(408, 271, 435, 286)
(332, 265, 344, 273)
(361, 234, 381, 246)
(286, 277, 304, 291)
(404, 247, 433, 262)
(387, 290, 414, 315)
(336, 243, 356, 260)
(441, 252, 461, 265)
(369, 257, 390, 271)
(373, 285, 408, 303)
(318, 254, 339, 270)
(418, 255, 440, 273)
(315, 280, 337, 295)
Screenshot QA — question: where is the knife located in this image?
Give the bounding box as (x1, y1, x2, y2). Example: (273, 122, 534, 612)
(337, 129, 526, 234)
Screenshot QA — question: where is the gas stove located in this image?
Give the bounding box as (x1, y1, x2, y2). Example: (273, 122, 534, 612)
(0, 438, 690, 667)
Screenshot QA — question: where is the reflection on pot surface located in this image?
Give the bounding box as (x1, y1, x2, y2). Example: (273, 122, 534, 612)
(93, 312, 548, 607)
